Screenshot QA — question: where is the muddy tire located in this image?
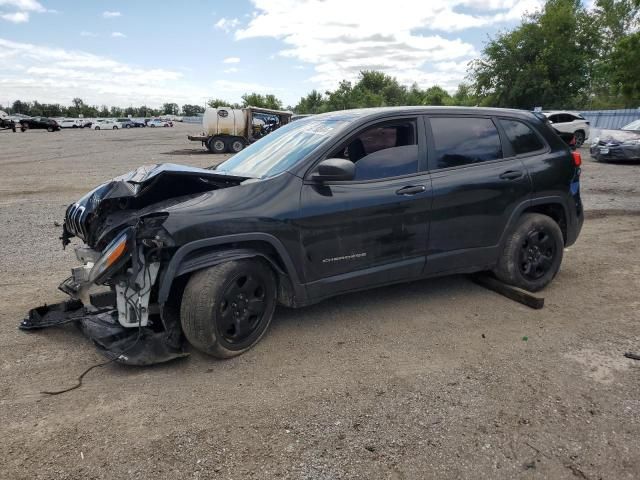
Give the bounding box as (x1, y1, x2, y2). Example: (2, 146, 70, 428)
(494, 213, 564, 292)
(181, 259, 277, 359)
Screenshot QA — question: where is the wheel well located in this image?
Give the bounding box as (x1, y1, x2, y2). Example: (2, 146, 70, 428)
(522, 204, 567, 244)
(165, 240, 297, 308)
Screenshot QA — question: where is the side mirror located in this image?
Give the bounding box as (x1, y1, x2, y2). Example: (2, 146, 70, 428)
(313, 158, 355, 182)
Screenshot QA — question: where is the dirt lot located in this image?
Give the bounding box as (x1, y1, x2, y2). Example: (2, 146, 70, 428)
(1, 125, 639, 479)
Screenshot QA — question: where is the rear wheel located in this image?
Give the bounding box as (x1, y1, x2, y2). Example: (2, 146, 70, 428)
(47, 126, 54, 132)
(181, 259, 277, 359)
(494, 213, 564, 292)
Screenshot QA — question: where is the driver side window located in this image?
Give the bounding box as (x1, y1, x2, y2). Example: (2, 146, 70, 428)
(331, 119, 419, 181)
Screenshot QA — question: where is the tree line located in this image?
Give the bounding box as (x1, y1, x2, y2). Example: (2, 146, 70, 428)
(2, 0, 637, 118)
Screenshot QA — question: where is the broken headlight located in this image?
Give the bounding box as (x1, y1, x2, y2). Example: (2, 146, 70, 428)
(89, 228, 132, 284)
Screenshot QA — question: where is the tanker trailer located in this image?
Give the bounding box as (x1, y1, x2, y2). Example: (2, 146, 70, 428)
(187, 106, 293, 153)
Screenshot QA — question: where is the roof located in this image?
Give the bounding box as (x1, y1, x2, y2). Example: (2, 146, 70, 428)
(311, 106, 539, 123)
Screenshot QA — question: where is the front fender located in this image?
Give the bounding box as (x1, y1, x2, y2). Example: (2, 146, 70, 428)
(156, 233, 306, 304)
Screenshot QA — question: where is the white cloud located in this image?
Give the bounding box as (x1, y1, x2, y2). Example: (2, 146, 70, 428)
(223, 67, 239, 73)
(0, 0, 47, 23)
(80, 31, 98, 37)
(102, 10, 121, 18)
(235, 0, 543, 92)
(111, 32, 126, 38)
(214, 17, 240, 32)
(0, 37, 211, 107)
(0, 0, 45, 12)
(222, 57, 240, 64)
(1, 10, 28, 22)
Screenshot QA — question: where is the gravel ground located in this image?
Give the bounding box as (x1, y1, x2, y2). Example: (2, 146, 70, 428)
(1, 125, 639, 479)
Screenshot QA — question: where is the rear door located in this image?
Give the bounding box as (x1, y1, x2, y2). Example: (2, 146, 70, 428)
(424, 115, 533, 274)
(297, 116, 431, 298)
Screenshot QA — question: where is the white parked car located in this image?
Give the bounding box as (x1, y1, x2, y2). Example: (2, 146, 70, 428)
(93, 119, 122, 130)
(542, 111, 590, 147)
(148, 119, 170, 128)
(58, 119, 83, 129)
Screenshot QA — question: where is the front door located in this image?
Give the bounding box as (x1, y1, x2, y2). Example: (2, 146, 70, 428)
(296, 117, 431, 299)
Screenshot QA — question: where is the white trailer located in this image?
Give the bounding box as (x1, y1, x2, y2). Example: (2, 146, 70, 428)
(188, 106, 293, 153)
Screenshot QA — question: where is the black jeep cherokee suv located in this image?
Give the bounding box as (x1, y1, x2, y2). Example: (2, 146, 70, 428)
(24, 107, 583, 364)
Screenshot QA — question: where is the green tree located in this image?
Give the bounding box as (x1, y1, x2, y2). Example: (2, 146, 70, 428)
(422, 86, 452, 106)
(162, 102, 179, 115)
(295, 89, 324, 113)
(471, 0, 597, 109)
(241, 93, 284, 110)
(207, 98, 232, 108)
(609, 31, 640, 104)
(182, 104, 205, 116)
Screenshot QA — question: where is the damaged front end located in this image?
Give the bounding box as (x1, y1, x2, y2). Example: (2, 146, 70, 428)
(21, 163, 246, 365)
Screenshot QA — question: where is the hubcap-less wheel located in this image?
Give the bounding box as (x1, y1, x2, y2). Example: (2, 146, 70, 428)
(519, 228, 556, 281)
(230, 140, 244, 153)
(218, 274, 268, 345)
(213, 139, 226, 153)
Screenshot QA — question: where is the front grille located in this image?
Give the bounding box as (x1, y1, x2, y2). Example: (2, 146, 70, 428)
(65, 203, 89, 241)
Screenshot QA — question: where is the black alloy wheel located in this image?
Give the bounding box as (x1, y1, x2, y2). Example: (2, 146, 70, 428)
(518, 228, 556, 281)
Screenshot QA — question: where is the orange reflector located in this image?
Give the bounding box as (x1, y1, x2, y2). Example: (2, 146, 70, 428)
(106, 240, 127, 267)
(572, 151, 582, 167)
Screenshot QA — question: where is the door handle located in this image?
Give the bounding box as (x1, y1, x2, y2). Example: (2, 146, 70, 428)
(396, 185, 426, 196)
(499, 170, 524, 180)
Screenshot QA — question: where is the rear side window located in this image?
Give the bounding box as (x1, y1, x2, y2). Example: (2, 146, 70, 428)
(430, 117, 502, 169)
(499, 119, 545, 155)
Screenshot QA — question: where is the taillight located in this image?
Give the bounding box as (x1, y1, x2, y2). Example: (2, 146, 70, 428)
(572, 151, 582, 167)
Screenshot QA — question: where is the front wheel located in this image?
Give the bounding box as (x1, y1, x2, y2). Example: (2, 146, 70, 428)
(208, 137, 226, 154)
(94, 126, 100, 130)
(47, 126, 54, 132)
(113, 126, 118, 130)
(181, 259, 277, 359)
(494, 213, 564, 292)
(574, 130, 585, 147)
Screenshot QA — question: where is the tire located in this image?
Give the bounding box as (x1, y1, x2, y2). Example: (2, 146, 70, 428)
(113, 126, 118, 130)
(125, 124, 131, 129)
(574, 130, 585, 147)
(494, 213, 564, 292)
(150, 124, 156, 128)
(21, 126, 27, 132)
(95, 126, 100, 130)
(181, 259, 277, 359)
(228, 138, 245, 153)
(47, 126, 54, 132)
(208, 137, 226, 154)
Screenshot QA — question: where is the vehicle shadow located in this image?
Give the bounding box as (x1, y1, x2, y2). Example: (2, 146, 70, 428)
(161, 149, 210, 155)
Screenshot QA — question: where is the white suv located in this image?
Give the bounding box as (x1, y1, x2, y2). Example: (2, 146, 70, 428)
(542, 111, 590, 147)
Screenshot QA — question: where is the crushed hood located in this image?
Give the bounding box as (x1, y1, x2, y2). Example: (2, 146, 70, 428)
(63, 163, 247, 248)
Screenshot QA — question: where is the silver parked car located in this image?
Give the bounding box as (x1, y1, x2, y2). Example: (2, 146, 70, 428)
(590, 120, 640, 162)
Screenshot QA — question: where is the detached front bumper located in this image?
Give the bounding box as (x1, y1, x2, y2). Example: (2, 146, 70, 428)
(20, 227, 188, 365)
(21, 298, 188, 366)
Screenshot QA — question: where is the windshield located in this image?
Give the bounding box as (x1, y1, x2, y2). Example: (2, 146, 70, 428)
(215, 118, 349, 178)
(622, 120, 640, 131)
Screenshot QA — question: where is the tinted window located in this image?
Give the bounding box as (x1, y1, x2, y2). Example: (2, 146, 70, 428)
(330, 120, 418, 181)
(500, 119, 545, 155)
(430, 117, 502, 169)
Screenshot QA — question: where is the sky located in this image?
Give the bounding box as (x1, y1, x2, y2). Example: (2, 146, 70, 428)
(0, 0, 545, 109)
